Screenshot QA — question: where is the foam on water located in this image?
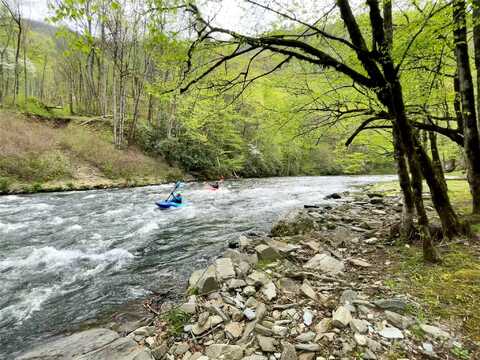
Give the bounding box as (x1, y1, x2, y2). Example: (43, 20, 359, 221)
(0, 221, 27, 233)
(65, 224, 83, 232)
(0, 246, 134, 272)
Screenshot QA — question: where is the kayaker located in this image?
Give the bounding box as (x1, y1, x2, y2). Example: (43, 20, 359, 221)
(209, 176, 224, 190)
(171, 193, 183, 204)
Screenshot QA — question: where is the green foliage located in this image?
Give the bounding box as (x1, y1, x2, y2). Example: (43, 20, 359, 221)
(0, 177, 11, 192)
(162, 308, 191, 336)
(0, 151, 72, 182)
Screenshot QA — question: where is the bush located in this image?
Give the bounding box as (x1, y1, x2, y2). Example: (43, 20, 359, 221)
(0, 177, 11, 192)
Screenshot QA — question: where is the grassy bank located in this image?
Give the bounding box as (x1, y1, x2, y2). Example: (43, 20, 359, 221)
(0, 111, 183, 194)
(373, 178, 480, 344)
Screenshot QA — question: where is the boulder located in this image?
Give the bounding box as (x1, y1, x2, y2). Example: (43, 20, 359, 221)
(189, 265, 219, 294)
(255, 244, 281, 261)
(225, 322, 244, 339)
(247, 271, 270, 287)
(384, 310, 414, 329)
(216, 258, 236, 281)
(304, 253, 344, 274)
(350, 319, 369, 334)
(379, 326, 404, 339)
(17, 328, 142, 360)
(271, 211, 317, 237)
(374, 298, 408, 313)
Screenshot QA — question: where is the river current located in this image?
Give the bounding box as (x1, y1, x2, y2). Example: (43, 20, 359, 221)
(0, 175, 394, 358)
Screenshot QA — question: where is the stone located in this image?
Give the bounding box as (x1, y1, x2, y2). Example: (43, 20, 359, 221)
(339, 289, 357, 305)
(271, 211, 317, 237)
(348, 258, 372, 268)
(300, 281, 317, 301)
(280, 342, 297, 360)
(420, 324, 450, 339)
(257, 335, 277, 352)
(225, 322, 244, 338)
(267, 239, 301, 254)
(422, 342, 434, 353)
(366, 338, 382, 352)
(179, 302, 197, 314)
(332, 306, 352, 328)
(325, 193, 341, 199)
(174, 342, 190, 355)
(294, 343, 320, 352)
(303, 309, 314, 326)
(243, 355, 268, 360)
(243, 285, 256, 296)
(206, 344, 244, 360)
(75, 337, 153, 360)
(255, 244, 282, 261)
(384, 310, 414, 329)
(298, 354, 315, 360)
(151, 343, 168, 360)
(314, 318, 332, 334)
(255, 324, 274, 336)
(262, 282, 277, 301)
(216, 258, 236, 280)
(239, 235, 252, 248)
(247, 271, 270, 287)
(133, 326, 155, 337)
(189, 266, 219, 294)
(272, 325, 289, 336)
(379, 326, 404, 339)
(303, 253, 344, 275)
(295, 332, 315, 342)
(350, 319, 368, 334)
(362, 349, 377, 360)
(228, 278, 247, 289)
(278, 278, 299, 293)
(191, 315, 224, 335)
(17, 329, 124, 360)
(354, 333, 367, 346)
(244, 308, 256, 321)
(373, 298, 408, 313)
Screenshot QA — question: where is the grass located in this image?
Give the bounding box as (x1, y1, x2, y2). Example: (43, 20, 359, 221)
(0, 110, 182, 192)
(162, 308, 191, 336)
(375, 177, 480, 342)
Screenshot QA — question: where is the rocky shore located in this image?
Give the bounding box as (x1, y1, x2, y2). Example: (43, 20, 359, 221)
(17, 189, 472, 360)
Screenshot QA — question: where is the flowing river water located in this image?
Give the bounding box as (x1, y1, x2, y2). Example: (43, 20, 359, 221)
(0, 175, 394, 358)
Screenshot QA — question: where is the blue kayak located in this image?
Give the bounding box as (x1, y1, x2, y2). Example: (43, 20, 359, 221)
(156, 200, 184, 209)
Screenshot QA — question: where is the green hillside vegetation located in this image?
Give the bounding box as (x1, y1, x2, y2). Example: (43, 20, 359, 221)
(0, 111, 181, 193)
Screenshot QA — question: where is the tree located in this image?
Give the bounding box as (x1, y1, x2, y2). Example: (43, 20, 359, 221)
(1, 0, 21, 105)
(453, 0, 480, 214)
(179, 0, 470, 261)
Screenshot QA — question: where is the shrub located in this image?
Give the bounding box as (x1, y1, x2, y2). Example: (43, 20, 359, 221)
(0, 177, 11, 192)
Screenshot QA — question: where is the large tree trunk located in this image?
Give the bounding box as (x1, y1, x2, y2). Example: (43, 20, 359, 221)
(453, 0, 480, 214)
(474, 0, 480, 127)
(13, 21, 21, 105)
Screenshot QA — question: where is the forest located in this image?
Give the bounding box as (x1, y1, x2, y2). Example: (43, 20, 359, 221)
(1, 0, 480, 259)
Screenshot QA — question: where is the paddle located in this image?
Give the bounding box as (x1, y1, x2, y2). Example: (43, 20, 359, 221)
(166, 181, 182, 202)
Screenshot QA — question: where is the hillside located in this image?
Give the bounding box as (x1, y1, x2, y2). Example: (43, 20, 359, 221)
(0, 111, 183, 194)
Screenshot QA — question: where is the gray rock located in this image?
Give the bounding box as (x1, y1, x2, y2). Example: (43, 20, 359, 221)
(216, 258, 236, 281)
(225, 322, 244, 339)
(17, 328, 135, 360)
(133, 326, 155, 337)
(294, 343, 320, 352)
(300, 281, 317, 300)
(384, 310, 414, 329)
(348, 258, 372, 268)
(228, 278, 247, 289)
(362, 349, 377, 359)
(270, 211, 317, 237)
(244, 308, 256, 320)
(420, 324, 450, 339)
(366, 338, 382, 352)
(243, 285, 256, 296)
(257, 335, 277, 352)
(189, 265, 219, 294)
(78, 337, 153, 360)
(191, 315, 224, 335)
(303, 309, 313, 326)
(206, 344, 244, 360)
(261, 282, 277, 301)
(314, 318, 332, 334)
(350, 319, 368, 334)
(354, 333, 367, 346)
(379, 326, 404, 339)
(339, 289, 357, 305)
(278, 278, 299, 293)
(247, 271, 270, 287)
(422, 342, 434, 353)
(373, 298, 408, 313)
(272, 325, 288, 337)
(295, 332, 315, 342)
(151, 343, 168, 360)
(255, 244, 282, 261)
(332, 306, 352, 328)
(303, 253, 344, 274)
(280, 342, 297, 360)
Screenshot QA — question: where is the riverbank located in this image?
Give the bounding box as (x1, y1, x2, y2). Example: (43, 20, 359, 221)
(17, 180, 479, 359)
(0, 111, 185, 195)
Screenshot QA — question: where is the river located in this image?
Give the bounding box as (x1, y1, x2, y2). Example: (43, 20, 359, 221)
(0, 175, 394, 358)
